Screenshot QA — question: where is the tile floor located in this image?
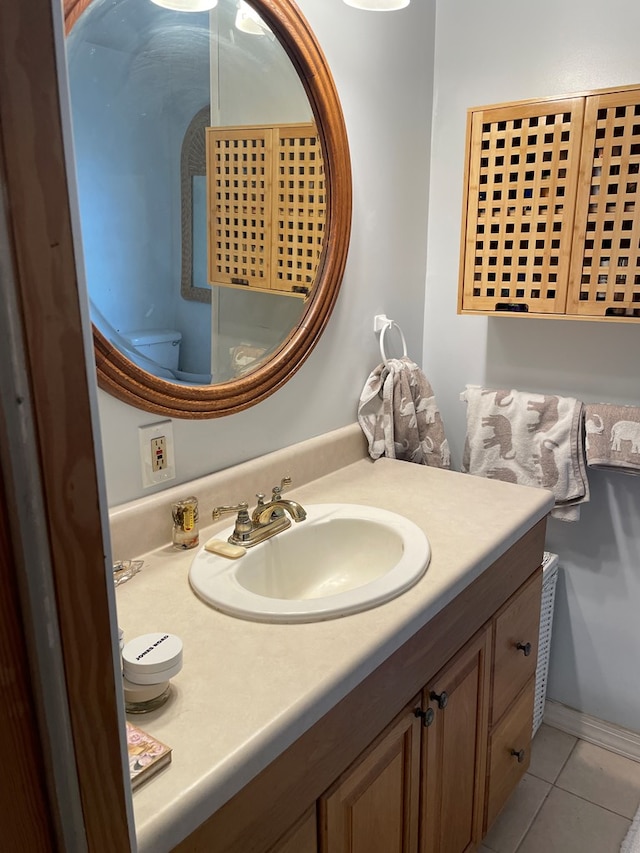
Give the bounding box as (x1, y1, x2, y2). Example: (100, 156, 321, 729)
(479, 724, 640, 853)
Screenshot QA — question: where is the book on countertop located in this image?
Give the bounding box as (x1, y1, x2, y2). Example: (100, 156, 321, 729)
(126, 721, 172, 790)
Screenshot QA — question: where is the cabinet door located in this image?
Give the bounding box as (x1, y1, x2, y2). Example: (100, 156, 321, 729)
(420, 628, 491, 853)
(567, 87, 640, 318)
(459, 98, 585, 316)
(319, 699, 421, 853)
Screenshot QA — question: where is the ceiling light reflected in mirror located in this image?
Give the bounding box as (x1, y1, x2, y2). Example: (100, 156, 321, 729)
(342, 0, 409, 9)
(235, 0, 267, 34)
(150, 0, 218, 11)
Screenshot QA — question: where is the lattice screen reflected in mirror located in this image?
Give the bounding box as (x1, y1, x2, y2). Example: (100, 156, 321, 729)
(206, 123, 325, 298)
(569, 92, 640, 317)
(207, 127, 271, 289)
(275, 130, 325, 293)
(461, 98, 584, 314)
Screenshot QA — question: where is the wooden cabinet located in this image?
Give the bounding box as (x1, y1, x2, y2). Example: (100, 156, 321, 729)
(318, 630, 492, 853)
(173, 519, 547, 853)
(420, 628, 491, 853)
(317, 579, 538, 853)
(317, 573, 542, 853)
(319, 699, 421, 853)
(458, 83, 640, 321)
(205, 123, 325, 298)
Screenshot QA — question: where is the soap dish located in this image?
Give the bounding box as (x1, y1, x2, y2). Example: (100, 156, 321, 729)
(113, 560, 144, 587)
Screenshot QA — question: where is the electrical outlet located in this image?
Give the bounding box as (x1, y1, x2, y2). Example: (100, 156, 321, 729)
(139, 421, 176, 488)
(151, 436, 167, 472)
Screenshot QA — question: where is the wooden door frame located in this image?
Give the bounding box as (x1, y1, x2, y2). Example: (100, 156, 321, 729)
(0, 0, 132, 848)
(0, 457, 57, 849)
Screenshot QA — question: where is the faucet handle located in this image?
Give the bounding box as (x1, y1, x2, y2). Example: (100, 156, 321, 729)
(212, 501, 249, 522)
(271, 476, 292, 501)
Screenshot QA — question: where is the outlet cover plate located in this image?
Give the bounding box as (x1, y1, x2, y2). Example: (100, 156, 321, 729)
(139, 421, 176, 488)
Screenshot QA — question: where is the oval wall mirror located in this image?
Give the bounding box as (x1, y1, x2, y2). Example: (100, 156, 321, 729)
(64, 0, 351, 418)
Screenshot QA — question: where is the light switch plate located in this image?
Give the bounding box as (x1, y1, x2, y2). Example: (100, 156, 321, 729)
(139, 421, 176, 488)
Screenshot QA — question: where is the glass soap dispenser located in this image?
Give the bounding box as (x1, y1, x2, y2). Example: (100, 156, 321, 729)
(172, 496, 199, 549)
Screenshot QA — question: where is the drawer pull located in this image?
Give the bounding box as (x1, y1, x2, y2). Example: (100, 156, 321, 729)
(516, 642, 532, 657)
(414, 707, 435, 727)
(511, 748, 526, 763)
(429, 690, 449, 710)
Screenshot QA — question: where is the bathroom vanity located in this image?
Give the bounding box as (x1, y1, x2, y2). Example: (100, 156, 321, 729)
(111, 425, 554, 853)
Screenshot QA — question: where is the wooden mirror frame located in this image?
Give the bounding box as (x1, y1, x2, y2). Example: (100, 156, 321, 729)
(64, 0, 351, 418)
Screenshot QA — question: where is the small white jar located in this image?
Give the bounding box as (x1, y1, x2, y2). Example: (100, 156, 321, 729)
(122, 632, 183, 714)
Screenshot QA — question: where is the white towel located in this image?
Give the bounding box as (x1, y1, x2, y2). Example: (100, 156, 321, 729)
(585, 403, 640, 474)
(461, 386, 589, 522)
(358, 358, 450, 468)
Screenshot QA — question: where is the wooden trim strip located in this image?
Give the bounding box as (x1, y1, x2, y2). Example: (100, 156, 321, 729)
(466, 82, 640, 115)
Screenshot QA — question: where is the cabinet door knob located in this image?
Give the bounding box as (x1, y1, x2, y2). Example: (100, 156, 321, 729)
(516, 642, 532, 657)
(511, 748, 526, 763)
(429, 690, 449, 710)
(414, 707, 435, 727)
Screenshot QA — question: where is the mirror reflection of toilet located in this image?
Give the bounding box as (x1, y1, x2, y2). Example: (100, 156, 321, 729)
(121, 329, 182, 375)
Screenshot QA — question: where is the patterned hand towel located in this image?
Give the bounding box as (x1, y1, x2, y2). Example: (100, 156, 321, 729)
(585, 403, 640, 474)
(358, 357, 450, 468)
(460, 386, 589, 521)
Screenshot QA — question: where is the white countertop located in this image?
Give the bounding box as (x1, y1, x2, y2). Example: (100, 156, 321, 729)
(114, 453, 553, 852)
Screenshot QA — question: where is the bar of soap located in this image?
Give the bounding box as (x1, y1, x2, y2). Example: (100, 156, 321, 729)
(204, 538, 246, 559)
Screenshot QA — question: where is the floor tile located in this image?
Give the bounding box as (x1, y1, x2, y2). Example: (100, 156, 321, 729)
(555, 739, 640, 819)
(478, 847, 494, 852)
(527, 723, 577, 783)
(482, 773, 551, 853)
(517, 787, 631, 853)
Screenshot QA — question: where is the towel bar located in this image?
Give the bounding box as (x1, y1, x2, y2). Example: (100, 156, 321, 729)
(373, 314, 407, 364)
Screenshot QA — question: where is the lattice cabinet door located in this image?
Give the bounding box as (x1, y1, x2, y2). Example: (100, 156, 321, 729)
(273, 124, 325, 296)
(459, 97, 585, 315)
(206, 127, 273, 290)
(567, 87, 640, 318)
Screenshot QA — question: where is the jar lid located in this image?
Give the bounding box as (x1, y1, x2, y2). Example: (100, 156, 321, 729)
(122, 633, 183, 685)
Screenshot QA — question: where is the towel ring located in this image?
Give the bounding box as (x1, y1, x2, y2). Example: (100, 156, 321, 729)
(376, 315, 408, 364)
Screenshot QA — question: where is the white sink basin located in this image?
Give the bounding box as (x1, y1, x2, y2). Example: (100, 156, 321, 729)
(189, 504, 430, 623)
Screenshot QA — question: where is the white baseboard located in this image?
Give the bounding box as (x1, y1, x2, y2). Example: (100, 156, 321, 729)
(544, 699, 640, 763)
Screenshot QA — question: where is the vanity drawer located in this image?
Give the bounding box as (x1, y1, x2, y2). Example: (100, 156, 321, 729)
(485, 676, 535, 831)
(490, 569, 542, 726)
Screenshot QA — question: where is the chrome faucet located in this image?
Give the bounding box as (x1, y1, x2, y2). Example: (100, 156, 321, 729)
(211, 476, 306, 548)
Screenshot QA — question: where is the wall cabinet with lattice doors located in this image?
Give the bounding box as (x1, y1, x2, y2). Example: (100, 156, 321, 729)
(458, 84, 640, 321)
(206, 123, 325, 298)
